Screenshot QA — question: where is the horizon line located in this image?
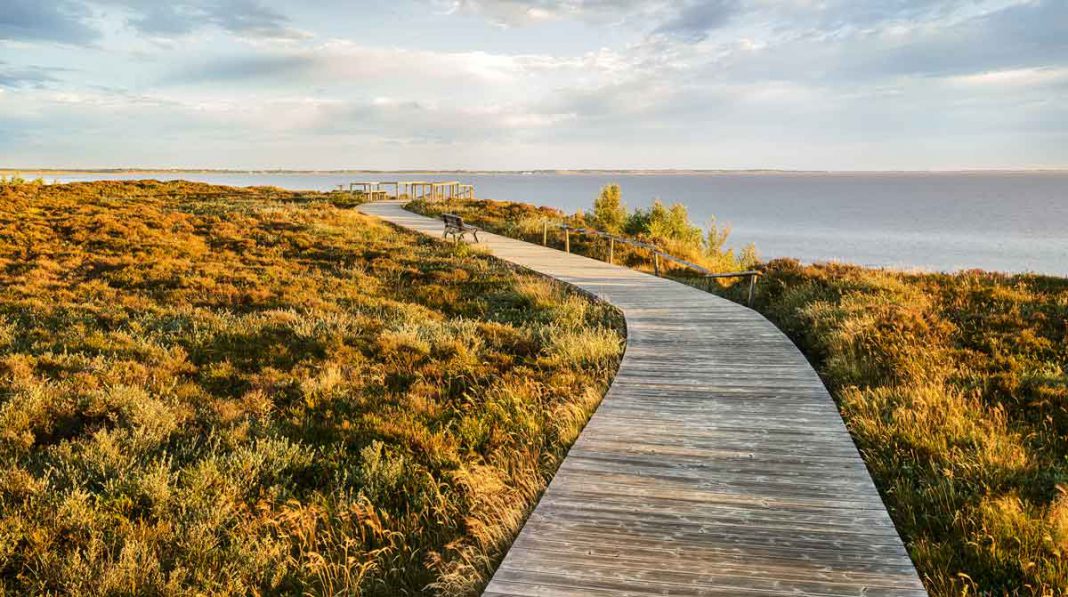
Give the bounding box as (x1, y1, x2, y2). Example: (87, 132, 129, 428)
(4, 167, 1067, 175)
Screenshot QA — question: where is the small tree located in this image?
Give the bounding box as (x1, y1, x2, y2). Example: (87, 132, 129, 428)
(738, 243, 760, 269)
(589, 184, 627, 233)
(705, 216, 732, 257)
(648, 200, 703, 248)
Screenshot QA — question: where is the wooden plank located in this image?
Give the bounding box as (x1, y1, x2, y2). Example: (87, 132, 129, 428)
(356, 201, 928, 596)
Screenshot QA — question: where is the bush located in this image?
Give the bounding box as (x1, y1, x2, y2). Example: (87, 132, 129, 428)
(0, 173, 44, 186)
(588, 184, 627, 233)
(409, 189, 758, 277)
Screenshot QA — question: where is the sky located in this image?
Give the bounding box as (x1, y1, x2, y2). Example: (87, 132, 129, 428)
(1, 0, 1065, 170)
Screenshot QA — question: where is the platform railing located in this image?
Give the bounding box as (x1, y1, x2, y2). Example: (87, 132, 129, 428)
(547, 221, 762, 306)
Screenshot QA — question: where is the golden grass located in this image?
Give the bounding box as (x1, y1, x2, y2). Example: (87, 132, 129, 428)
(0, 180, 623, 595)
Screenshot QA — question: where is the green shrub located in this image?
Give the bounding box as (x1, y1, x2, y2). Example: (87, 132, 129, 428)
(409, 191, 757, 277)
(588, 184, 627, 233)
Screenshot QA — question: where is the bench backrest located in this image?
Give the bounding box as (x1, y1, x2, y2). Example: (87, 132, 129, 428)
(442, 213, 464, 227)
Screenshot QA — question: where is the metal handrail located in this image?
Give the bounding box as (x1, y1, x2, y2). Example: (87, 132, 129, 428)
(546, 221, 762, 306)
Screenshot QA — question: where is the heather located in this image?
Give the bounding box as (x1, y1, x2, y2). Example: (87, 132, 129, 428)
(0, 180, 623, 595)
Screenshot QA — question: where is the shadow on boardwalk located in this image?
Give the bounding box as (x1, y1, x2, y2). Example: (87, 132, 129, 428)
(358, 201, 927, 597)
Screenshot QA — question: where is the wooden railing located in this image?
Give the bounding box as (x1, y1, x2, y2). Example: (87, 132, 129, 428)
(545, 222, 762, 306)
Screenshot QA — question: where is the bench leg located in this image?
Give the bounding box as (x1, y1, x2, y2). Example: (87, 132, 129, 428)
(472, 230, 479, 243)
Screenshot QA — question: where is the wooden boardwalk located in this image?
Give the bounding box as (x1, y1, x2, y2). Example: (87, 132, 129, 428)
(358, 201, 927, 597)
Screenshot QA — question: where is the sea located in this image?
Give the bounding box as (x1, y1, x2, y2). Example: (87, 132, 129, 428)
(45, 171, 1068, 277)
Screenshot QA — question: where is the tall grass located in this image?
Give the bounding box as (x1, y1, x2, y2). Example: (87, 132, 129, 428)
(0, 181, 624, 595)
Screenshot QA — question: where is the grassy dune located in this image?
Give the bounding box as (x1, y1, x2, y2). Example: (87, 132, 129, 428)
(0, 181, 623, 595)
(414, 196, 1068, 595)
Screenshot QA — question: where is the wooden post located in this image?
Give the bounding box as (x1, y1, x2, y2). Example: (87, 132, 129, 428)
(542, 221, 548, 246)
(747, 275, 756, 307)
(564, 229, 570, 253)
(707, 275, 715, 292)
(653, 252, 661, 276)
(608, 237, 614, 264)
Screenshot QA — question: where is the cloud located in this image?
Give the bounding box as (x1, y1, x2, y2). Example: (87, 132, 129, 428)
(175, 53, 313, 83)
(0, 63, 69, 88)
(947, 67, 1068, 89)
(832, 1, 1068, 80)
(654, 0, 1067, 89)
(442, 0, 659, 26)
(103, 0, 305, 39)
(259, 96, 575, 140)
(168, 40, 618, 88)
(653, 0, 737, 41)
(0, 84, 575, 156)
(0, 0, 305, 44)
(0, 0, 98, 43)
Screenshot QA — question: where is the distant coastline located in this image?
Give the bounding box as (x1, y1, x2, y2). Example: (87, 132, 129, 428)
(4, 167, 1066, 177)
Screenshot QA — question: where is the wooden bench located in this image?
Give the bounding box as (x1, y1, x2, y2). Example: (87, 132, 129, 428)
(441, 213, 480, 243)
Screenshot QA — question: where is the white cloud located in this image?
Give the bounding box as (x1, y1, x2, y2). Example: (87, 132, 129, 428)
(440, 0, 661, 26)
(947, 67, 1068, 88)
(173, 39, 625, 88)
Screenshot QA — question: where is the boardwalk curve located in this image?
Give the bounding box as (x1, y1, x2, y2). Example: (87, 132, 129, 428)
(357, 201, 927, 597)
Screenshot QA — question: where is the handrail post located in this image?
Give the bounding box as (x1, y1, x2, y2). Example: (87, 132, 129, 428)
(608, 237, 614, 265)
(564, 228, 570, 253)
(653, 252, 660, 276)
(747, 274, 756, 307)
(542, 221, 548, 246)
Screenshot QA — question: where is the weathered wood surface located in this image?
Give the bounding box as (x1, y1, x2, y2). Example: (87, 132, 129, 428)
(357, 201, 927, 596)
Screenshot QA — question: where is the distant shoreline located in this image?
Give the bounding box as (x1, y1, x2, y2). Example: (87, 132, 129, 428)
(4, 168, 1067, 176)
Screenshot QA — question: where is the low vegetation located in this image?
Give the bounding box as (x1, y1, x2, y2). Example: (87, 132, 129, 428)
(0, 173, 45, 186)
(408, 183, 758, 277)
(412, 187, 1068, 595)
(732, 261, 1068, 596)
(0, 180, 623, 595)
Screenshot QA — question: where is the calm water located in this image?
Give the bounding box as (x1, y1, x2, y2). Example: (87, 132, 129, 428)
(50, 171, 1068, 277)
